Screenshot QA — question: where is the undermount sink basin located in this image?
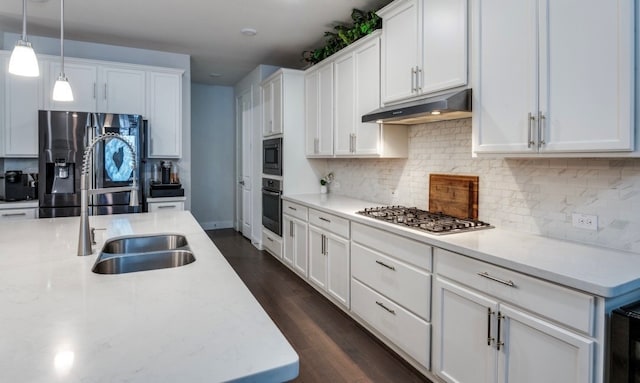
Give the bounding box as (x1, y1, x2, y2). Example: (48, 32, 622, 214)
(92, 250, 196, 274)
(93, 233, 195, 275)
(101, 234, 189, 254)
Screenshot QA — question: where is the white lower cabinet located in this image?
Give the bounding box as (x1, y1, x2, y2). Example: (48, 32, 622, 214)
(433, 248, 595, 383)
(262, 227, 283, 259)
(283, 214, 308, 276)
(0, 207, 37, 221)
(147, 197, 185, 212)
(308, 209, 350, 308)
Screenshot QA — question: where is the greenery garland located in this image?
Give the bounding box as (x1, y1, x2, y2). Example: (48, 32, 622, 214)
(302, 8, 382, 66)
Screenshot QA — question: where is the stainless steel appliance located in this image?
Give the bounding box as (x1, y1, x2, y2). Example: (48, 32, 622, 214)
(262, 177, 282, 236)
(1, 171, 37, 201)
(356, 206, 492, 235)
(610, 302, 640, 382)
(38, 110, 146, 218)
(263, 137, 282, 176)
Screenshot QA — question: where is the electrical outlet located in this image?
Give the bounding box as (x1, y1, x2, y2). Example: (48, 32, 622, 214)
(572, 213, 598, 231)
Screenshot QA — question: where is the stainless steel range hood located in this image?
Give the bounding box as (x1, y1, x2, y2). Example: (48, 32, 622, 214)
(362, 88, 472, 125)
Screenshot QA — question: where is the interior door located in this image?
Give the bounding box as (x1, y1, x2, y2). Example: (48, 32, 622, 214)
(237, 91, 252, 238)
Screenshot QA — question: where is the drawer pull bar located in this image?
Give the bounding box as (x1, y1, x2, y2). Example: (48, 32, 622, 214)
(478, 272, 515, 287)
(487, 307, 494, 346)
(375, 260, 395, 271)
(497, 312, 505, 350)
(319, 217, 331, 223)
(2, 212, 27, 217)
(288, 206, 297, 211)
(376, 301, 396, 315)
(158, 205, 177, 209)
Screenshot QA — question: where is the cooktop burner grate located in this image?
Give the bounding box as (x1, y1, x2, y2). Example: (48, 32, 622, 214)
(356, 206, 493, 235)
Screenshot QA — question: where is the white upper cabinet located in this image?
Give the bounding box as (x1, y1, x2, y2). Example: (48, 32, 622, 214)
(304, 61, 334, 156)
(47, 60, 146, 116)
(472, 0, 635, 155)
(47, 60, 98, 112)
(262, 73, 283, 136)
(147, 70, 183, 158)
(378, 0, 468, 105)
(3, 55, 44, 157)
(98, 66, 146, 115)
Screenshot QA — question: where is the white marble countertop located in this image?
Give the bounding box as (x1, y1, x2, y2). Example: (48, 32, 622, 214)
(283, 193, 640, 298)
(0, 200, 38, 208)
(0, 211, 298, 382)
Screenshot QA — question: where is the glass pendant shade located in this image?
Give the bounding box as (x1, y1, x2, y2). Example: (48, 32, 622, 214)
(9, 40, 39, 77)
(9, 0, 39, 77)
(52, 75, 74, 102)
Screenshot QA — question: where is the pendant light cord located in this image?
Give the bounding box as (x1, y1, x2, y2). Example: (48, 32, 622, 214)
(21, 0, 27, 41)
(60, 0, 65, 75)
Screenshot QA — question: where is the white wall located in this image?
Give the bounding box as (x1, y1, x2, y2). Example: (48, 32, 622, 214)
(327, 118, 640, 254)
(191, 84, 235, 229)
(2, 32, 192, 208)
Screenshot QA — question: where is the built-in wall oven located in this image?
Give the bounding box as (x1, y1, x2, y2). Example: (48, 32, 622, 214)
(263, 137, 282, 176)
(262, 177, 282, 236)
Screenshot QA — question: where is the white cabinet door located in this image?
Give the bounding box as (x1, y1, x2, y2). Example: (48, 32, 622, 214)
(262, 79, 273, 136)
(379, 0, 420, 104)
(99, 66, 146, 115)
(326, 232, 350, 307)
(4, 58, 43, 157)
(539, 0, 633, 152)
(147, 70, 183, 158)
(147, 200, 185, 212)
(308, 225, 327, 289)
(498, 304, 594, 383)
(283, 215, 295, 266)
(433, 277, 497, 383)
(292, 218, 308, 277)
(48, 61, 97, 112)
(271, 76, 283, 135)
(353, 37, 382, 155)
(304, 62, 333, 156)
(472, 0, 537, 154)
(333, 52, 355, 155)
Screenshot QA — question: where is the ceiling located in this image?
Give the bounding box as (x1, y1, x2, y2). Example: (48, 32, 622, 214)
(0, 0, 391, 86)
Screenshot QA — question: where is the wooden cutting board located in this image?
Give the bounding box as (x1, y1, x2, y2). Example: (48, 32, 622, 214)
(429, 174, 479, 220)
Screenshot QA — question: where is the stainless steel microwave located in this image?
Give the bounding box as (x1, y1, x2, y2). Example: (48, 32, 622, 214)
(263, 137, 282, 176)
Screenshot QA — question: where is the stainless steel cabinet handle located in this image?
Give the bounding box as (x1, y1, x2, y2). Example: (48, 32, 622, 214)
(267, 236, 274, 242)
(158, 205, 177, 209)
(1, 212, 27, 217)
(239, 180, 245, 185)
(487, 307, 494, 346)
(320, 234, 325, 254)
(375, 260, 395, 271)
(416, 67, 422, 91)
(290, 221, 294, 237)
(478, 272, 515, 287)
(411, 67, 417, 92)
(538, 111, 546, 148)
(104, 83, 108, 99)
(376, 301, 396, 315)
(93, 83, 96, 99)
(314, 138, 319, 154)
(527, 112, 536, 148)
(352, 134, 356, 153)
(288, 206, 297, 211)
(319, 217, 331, 223)
(497, 312, 505, 350)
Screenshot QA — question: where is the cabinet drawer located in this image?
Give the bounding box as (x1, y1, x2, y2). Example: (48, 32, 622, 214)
(352, 222, 432, 271)
(309, 209, 349, 238)
(0, 208, 37, 221)
(148, 201, 184, 212)
(352, 242, 431, 321)
(435, 248, 595, 335)
(283, 200, 308, 221)
(351, 278, 431, 368)
(262, 228, 283, 259)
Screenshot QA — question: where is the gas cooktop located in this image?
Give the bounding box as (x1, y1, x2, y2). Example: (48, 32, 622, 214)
(356, 206, 493, 235)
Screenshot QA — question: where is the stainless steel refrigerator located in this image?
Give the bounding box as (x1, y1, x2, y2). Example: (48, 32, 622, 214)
(38, 110, 146, 218)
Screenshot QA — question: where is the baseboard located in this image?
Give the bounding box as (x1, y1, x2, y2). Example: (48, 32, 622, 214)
(198, 220, 234, 230)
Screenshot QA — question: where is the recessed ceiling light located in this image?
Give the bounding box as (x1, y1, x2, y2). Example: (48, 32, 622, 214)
(241, 28, 257, 36)
(209, 72, 222, 77)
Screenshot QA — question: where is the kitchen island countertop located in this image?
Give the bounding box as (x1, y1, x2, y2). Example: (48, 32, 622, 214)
(284, 193, 640, 298)
(0, 211, 298, 382)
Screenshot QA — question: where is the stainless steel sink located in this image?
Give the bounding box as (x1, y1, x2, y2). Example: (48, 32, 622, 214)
(101, 234, 189, 254)
(92, 250, 196, 274)
(92, 233, 195, 275)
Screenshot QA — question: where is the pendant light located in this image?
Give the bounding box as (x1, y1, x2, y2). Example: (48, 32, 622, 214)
(52, 0, 73, 102)
(8, 0, 40, 77)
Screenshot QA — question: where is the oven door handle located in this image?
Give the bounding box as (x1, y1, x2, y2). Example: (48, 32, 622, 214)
(262, 189, 281, 196)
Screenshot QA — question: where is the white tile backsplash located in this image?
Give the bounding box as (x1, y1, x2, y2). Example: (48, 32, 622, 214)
(327, 118, 640, 254)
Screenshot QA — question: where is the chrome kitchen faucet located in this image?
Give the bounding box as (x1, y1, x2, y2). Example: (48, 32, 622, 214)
(78, 133, 139, 256)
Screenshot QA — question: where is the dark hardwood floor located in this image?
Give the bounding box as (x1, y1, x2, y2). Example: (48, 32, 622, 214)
(207, 229, 432, 383)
